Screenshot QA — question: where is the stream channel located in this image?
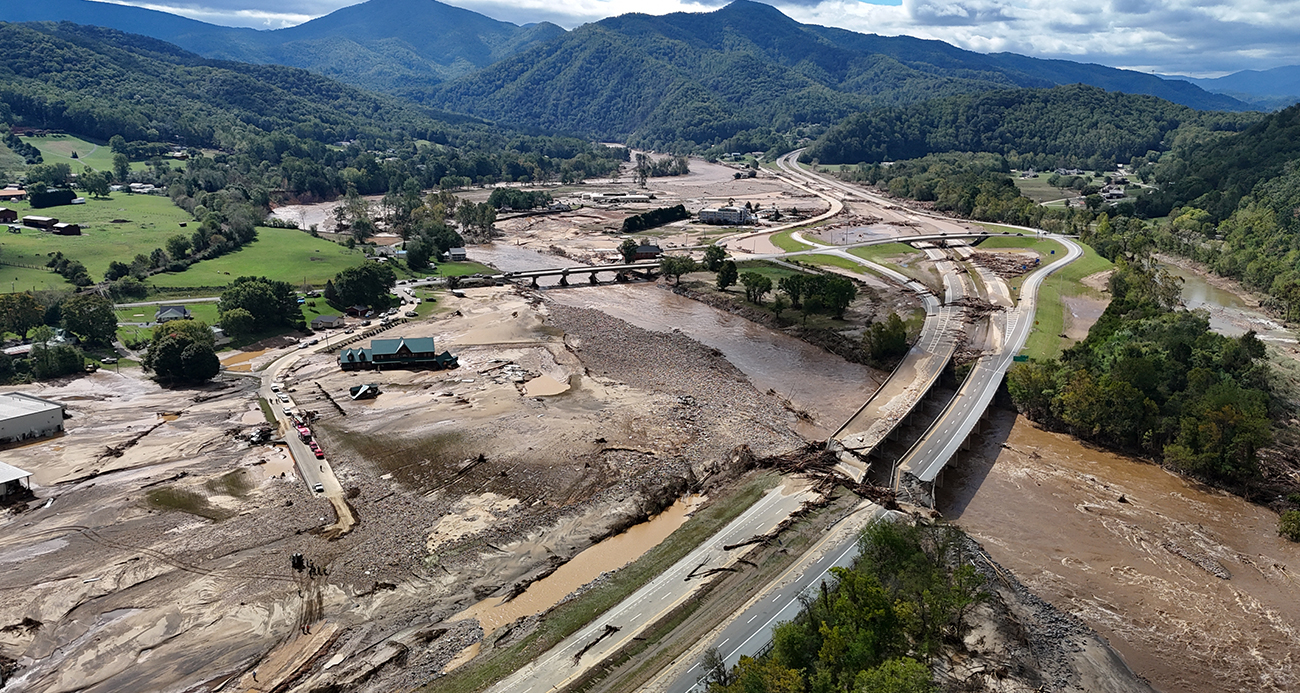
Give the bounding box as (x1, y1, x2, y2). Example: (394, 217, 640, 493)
(940, 262, 1299, 692)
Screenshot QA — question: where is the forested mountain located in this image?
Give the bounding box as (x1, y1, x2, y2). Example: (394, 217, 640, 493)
(0, 0, 563, 93)
(430, 0, 1247, 149)
(0, 21, 625, 198)
(802, 84, 1259, 167)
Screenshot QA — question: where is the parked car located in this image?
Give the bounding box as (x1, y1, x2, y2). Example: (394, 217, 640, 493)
(345, 327, 356, 334)
(271, 383, 282, 392)
(405, 311, 418, 317)
(277, 393, 290, 403)
(313, 483, 324, 493)
(101, 357, 117, 364)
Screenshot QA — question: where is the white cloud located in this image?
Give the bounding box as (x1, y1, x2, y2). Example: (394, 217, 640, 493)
(100, 0, 1300, 74)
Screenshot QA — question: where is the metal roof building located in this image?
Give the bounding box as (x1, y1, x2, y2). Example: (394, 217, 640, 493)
(0, 461, 33, 498)
(0, 392, 66, 443)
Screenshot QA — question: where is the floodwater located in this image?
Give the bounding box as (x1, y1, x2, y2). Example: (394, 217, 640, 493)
(1165, 264, 1296, 343)
(941, 413, 1300, 693)
(454, 495, 704, 633)
(473, 244, 880, 437)
(523, 374, 570, 397)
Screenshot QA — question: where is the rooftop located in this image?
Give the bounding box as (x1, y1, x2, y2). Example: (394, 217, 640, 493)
(0, 461, 32, 485)
(0, 392, 64, 419)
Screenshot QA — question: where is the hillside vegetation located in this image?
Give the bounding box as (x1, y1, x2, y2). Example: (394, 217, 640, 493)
(0, 0, 562, 94)
(430, 1, 1247, 150)
(803, 85, 1259, 168)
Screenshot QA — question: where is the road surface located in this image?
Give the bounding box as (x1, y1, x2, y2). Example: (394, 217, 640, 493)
(484, 482, 819, 693)
(896, 234, 1082, 490)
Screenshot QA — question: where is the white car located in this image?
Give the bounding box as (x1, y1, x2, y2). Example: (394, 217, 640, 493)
(271, 383, 282, 392)
(277, 393, 290, 403)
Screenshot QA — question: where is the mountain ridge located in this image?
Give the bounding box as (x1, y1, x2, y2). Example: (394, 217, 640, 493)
(0, 0, 563, 92)
(429, 0, 1249, 147)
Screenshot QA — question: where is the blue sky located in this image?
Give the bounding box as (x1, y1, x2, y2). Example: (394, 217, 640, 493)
(103, 0, 1299, 76)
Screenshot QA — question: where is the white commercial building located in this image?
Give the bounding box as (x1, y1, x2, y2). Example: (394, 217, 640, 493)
(0, 392, 66, 443)
(698, 206, 755, 225)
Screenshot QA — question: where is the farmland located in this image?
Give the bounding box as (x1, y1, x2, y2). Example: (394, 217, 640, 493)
(20, 134, 127, 174)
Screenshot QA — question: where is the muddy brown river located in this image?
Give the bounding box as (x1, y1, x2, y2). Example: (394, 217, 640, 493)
(943, 412, 1300, 692)
(472, 244, 879, 437)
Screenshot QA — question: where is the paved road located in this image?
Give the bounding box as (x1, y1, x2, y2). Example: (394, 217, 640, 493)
(653, 161, 1078, 692)
(484, 483, 818, 693)
(896, 234, 1082, 489)
(253, 285, 424, 533)
(660, 501, 896, 693)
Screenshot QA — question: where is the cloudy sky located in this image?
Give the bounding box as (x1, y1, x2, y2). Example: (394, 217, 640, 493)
(106, 0, 1298, 76)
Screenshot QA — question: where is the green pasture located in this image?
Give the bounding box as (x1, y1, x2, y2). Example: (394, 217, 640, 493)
(151, 226, 365, 289)
(1020, 240, 1113, 361)
(21, 134, 125, 173)
(0, 194, 191, 279)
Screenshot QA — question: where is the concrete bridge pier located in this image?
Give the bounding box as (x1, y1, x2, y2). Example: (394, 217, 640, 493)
(558, 270, 570, 286)
(589, 272, 600, 285)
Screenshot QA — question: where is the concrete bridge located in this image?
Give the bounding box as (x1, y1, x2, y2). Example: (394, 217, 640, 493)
(501, 261, 661, 287)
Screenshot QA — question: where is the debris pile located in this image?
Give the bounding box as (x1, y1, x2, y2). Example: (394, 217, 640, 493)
(970, 251, 1039, 278)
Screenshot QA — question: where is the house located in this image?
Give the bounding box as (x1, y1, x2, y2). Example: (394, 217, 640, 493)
(0, 461, 33, 499)
(21, 216, 57, 230)
(128, 183, 156, 194)
(448, 247, 467, 262)
(155, 305, 191, 323)
(0, 188, 26, 202)
(1100, 185, 1127, 200)
(0, 208, 15, 224)
(51, 223, 81, 236)
(344, 305, 372, 318)
(338, 336, 457, 372)
(698, 206, 755, 225)
(211, 326, 231, 346)
(633, 243, 663, 261)
(0, 392, 66, 444)
(311, 315, 346, 330)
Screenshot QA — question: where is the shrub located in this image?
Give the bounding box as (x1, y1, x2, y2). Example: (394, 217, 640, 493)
(1280, 510, 1300, 542)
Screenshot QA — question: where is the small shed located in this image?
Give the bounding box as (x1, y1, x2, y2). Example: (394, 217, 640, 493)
(344, 305, 371, 317)
(311, 315, 346, 330)
(52, 222, 81, 236)
(0, 461, 33, 499)
(0, 208, 16, 224)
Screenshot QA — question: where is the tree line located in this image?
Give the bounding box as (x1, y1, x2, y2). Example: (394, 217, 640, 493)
(1008, 261, 1272, 485)
(704, 520, 983, 693)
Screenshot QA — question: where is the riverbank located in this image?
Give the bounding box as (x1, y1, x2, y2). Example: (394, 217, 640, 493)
(942, 410, 1300, 693)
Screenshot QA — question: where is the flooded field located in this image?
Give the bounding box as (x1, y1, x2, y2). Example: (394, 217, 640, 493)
(454, 495, 704, 633)
(472, 244, 881, 437)
(941, 412, 1300, 693)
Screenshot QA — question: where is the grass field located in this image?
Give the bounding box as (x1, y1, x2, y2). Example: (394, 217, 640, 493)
(975, 234, 1069, 267)
(848, 242, 923, 264)
(21, 134, 126, 174)
(0, 195, 192, 279)
(0, 263, 66, 292)
(1021, 241, 1113, 361)
(0, 140, 26, 174)
(769, 229, 813, 252)
(151, 227, 366, 289)
(1012, 174, 1088, 204)
(847, 245, 938, 288)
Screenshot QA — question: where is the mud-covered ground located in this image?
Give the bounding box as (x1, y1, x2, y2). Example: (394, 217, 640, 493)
(0, 287, 805, 693)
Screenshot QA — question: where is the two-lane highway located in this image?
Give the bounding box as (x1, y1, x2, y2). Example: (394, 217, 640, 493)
(484, 482, 818, 693)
